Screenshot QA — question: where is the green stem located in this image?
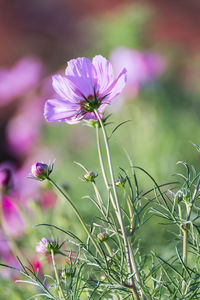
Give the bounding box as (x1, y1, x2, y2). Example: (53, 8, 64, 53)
(182, 229, 188, 295)
(51, 250, 65, 300)
(178, 204, 182, 221)
(104, 241, 113, 257)
(96, 125, 118, 215)
(48, 178, 104, 259)
(126, 195, 134, 234)
(94, 110, 140, 300)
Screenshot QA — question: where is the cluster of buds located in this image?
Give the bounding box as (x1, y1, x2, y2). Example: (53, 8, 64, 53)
(83, 171, 98, 182)
(31, 162, 54, 181)
(36, 238, 61, 256)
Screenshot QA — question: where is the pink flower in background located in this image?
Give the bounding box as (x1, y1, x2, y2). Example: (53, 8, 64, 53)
(1, 195, 26, 237)
(36, 238, 52, 256)
(0, 229, 10, 256)
(0, 229, 19, 279)
(110, 47, 166, 99)
(0, 253, 19, 280)
(44, 55, 127, 124)
(30, 258, 43, 275)
(6, 98, 42, 156)
(40, 190, 57, 209)
(0, 56, 43, 106)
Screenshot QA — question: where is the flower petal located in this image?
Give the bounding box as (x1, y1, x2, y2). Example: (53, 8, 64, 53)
(65, 57, 97, 98)
(52, 75, 80, 103)
(44, 99, 80, 122)
(65, 57, 96, 79)
(92, 55, 114, 94)
(101, 68, 127, 103)
(65, 75, 94, 99)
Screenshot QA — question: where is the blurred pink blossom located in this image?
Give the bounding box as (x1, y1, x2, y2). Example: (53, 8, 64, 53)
(6, 98, 43, 156)
(44, 55, 127, 124)
(0, 230, 19, 279)
(29, 257, 43, 276)
(1, 195, 26, 237)
(0, 229, 10, 256)
(0, 57, 43, 106)
(36, 237, 51, 256)
(110, 47, 166, 99)
(0, 253, 19, 280)
(40, 190, 57, 209)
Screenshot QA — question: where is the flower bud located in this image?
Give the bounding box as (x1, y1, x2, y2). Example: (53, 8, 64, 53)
(180, 221, 191, 231)
(36, 238, 60, 256)
(115, 175, 126, 188)
(97, 232, 108, 242)
(31, 162, 53, 181)
(61, 267, 73, 279)
(183, 188, 190, 201)
(175, 190, 184, 203)
(84, 171, 97, 182)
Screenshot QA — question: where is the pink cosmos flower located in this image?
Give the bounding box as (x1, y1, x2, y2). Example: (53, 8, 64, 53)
(6, 98, 42, 156)
(44, 55, 127, 124)
(36, 238, 50, 255)
(0, 57, 43, 106)
(110, 47, 166, 99)
(1, 195, 26, 237)
(35, 237, 55, 256)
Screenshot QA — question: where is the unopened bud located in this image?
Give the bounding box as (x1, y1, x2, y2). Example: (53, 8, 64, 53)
(183, 188, 190, 201)
(115, 175, 126, 188)
(84, 171, 97, 182)
(31, 162, 53, 181)
(97, 232, 108, 242)
(61, 267, 72, 279)
(175, 190, 184, 203)
(180, 221, 191, 231)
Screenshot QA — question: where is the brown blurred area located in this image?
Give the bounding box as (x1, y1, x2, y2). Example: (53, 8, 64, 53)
(0, 0, 200, 70)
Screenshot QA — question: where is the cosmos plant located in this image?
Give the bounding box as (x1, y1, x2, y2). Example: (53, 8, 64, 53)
(1, 55, 200, 300)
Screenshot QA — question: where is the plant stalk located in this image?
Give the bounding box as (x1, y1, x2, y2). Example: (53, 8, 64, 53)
(51, 249, 65, 300)
(48, 178, 104, 259)
(94, 110, 141, 300)
(182, 228, 188, 295)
